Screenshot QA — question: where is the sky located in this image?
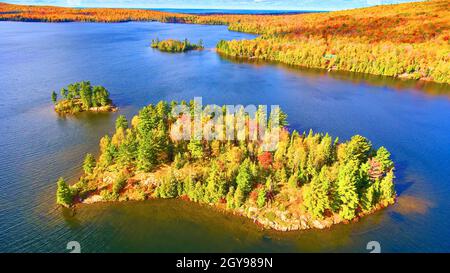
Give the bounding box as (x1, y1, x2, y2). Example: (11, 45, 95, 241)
(3, 0, 423, 11)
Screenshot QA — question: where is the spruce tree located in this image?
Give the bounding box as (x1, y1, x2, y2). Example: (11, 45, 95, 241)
(83, 153, 96, 175)
(257, 187, 267, 208)
(375, 146, 394, 172)
(337, 160, 360, 220)
(51, 91, 57, 104)
(303, 168, 331, 219)
(236, 159, 252, 194)
(115, 115, 128, 130)
(379, 170, 396, 206)
(56, 177, 73, 207)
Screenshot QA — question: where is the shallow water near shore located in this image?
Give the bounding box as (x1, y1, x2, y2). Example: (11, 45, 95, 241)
(0, 21, 449, 252)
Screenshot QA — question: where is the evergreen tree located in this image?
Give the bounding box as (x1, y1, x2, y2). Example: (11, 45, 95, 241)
(117, 129, 137, 168)
(257, 187, 267, 208)
(343, 135, 373, 164)
(233, 187, 245, 208)
(56, 177, 73, 207)
(113, 173, 127, 195)
(379, 170, 396, 206)
(51, 91, 57, 104)
(188, 140, 203, 160)
(79, 81, 92, 110)
(137, 132, 158, 172)
(158, 171, 178, 198)
(361, 181, 378, 212)
(303, 168, 331, 219)
(375, 146, 394, 172)
(115, 115, 128, 130)
(236, 159, 252, 194)
(60, 88, 68, 99)
(83, 153, 96, 175)
(226, 186, 235, 209)
(288, 172, 298, 189)
(337, 160, 360, 220)
(205, 162, 226, 202)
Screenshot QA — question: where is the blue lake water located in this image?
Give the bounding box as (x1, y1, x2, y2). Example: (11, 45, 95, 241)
(0, 21, 449, 252)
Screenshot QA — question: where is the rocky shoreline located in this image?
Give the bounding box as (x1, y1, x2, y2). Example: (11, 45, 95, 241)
(77, 181, 392, 232)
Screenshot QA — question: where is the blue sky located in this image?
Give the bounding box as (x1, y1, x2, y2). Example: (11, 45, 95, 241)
(3, 0, 422, 11)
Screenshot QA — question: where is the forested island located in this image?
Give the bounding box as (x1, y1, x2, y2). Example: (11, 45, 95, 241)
(151, 38, 204, 53)
(51, 81, 117, 114)
(56, 100, 396, 231)
(1, 1, 449, 84)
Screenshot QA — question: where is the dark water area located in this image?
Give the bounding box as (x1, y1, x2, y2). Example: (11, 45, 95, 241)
(0, 21, 449, 253)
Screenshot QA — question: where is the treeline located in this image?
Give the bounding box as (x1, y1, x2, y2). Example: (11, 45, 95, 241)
(1, 1, 448, 84)
(151, 38, 204, 53)
(57, 100, 396, 229)
(215, 0, 450, 84)
(217, 35, 449, 83)
(51, 81, 114, 114)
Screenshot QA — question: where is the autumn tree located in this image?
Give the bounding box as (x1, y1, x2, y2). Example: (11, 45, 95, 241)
(83, 153, 96, 175)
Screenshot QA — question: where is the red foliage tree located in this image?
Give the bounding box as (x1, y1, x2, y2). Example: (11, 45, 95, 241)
(258, 152, 273, 169)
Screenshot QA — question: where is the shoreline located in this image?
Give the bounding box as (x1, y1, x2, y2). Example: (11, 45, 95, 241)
(75, 190, 394, 231)
(1, 1, 448, 85)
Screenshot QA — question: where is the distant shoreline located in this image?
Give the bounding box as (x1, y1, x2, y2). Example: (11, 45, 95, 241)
(63, 6, 327, 15)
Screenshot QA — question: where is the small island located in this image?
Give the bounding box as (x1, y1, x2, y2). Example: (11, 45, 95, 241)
(150, 38, 204, 53)
(51, 81, 117, 114)
(56, 100, 396, 231)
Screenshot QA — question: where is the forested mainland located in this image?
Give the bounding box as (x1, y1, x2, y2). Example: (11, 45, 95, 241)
(1, 0, 449, 84)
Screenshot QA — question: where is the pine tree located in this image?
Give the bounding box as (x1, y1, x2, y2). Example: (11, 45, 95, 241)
(375, 146, 394, 172)
(337, 160, 360, 220)
(115, 115, 128, 130)
(288, 172, 298, 189)
(379, 170, 396, 206)
(343, 135, 373, 164)
(236, 159, 252, 194)
(188, 139, 203, 160)
(361, 181, 378, 212)
(226, 186, 235, 209)
(113, 172, 127, 195)
(60, 88, 68, 99)
(158, 171, 178, 198)
(205, 162, 226, 202)
(233, 187, 245, 208)
(83, 153, 96, 175)
(257, 187, 267, 208)
(303, 167, 331, 219)
(137, 133, 158, 172)
(51, 91, 57, 104)
(56, 177, 73, 207)
(79, 81, 92, 110)
(117, 129, 137, 168)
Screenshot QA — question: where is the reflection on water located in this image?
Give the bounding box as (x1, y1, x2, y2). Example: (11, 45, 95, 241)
(0, 21, 449, 253)
(218, 54, 450, 97)
(394, 195, 433, 215)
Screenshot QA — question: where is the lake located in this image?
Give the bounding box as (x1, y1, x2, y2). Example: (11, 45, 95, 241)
(0, 21, 449, 253)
